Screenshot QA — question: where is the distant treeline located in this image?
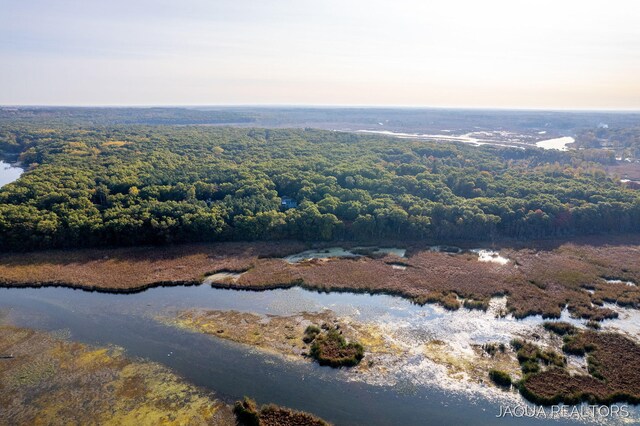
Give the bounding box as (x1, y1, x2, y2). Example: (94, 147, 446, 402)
(574, 126, 640, 161)
(3, 106, 640, 132)
(0, 124, 639, 250)
(0, 107, 255, 127)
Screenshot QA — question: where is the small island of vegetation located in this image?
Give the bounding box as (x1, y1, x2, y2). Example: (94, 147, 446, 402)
(305, 325, 365, 367)
(234, 396, 330, 426)
(488, 369, 513, 388)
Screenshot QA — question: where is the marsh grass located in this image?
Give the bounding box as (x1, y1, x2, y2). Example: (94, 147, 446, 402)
(0, 239, 638, 321)
(543, 321, 577, 336)
(306, 327, 364, 368)
(521, 330, 640, 405)
(234, 397, 330, 426)
(488, 369, 512, 388)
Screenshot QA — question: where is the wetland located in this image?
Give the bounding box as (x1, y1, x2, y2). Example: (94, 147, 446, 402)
(1, 114, 640, 424)
(1, 239, 639, 424)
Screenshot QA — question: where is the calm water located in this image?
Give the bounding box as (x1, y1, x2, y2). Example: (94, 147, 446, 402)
(535, 137, 575, 151)
(1, 284, 631, 425)
(0, 160, 23, 187)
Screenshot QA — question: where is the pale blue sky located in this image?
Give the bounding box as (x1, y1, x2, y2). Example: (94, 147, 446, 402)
(1, 0, 639, 108)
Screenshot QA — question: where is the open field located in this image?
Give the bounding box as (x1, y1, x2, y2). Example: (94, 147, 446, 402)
(0, 237, 638, 321)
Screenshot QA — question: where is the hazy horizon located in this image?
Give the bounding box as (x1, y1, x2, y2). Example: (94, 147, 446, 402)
(2, 0, 639, 109)
(3, 104, 640, 113)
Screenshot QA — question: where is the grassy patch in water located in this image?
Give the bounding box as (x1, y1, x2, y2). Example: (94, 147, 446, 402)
(511, 339, 566, 371)
(440, 293, 461, 310)
(303, 325, 321, 344)
(463, 298, 489, 311)
(482, 342, 506, 357)
(307, 327, 364, 368)
(234, 397, 330, 426)
(543, 321, 577, 336)
(488, 369, 512, 388)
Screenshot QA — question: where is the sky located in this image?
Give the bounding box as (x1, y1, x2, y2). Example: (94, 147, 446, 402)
(1, 0, 639, 109)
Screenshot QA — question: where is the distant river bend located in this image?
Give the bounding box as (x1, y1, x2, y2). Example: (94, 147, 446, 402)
(0, 159, 23, 187)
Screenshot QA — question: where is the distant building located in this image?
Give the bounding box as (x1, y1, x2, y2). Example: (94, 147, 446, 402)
(280, 196, 298, 209)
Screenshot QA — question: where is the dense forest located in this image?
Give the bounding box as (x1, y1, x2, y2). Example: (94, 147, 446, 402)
(0, 123, 639, 250)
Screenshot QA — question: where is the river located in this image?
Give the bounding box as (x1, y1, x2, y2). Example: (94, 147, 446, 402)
(1, 284, 635, 425)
